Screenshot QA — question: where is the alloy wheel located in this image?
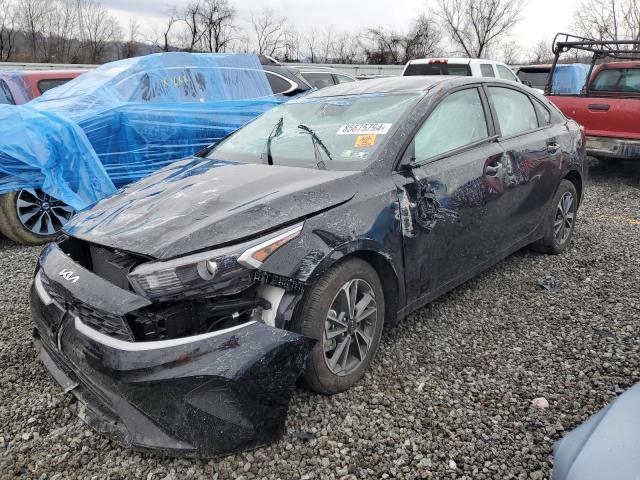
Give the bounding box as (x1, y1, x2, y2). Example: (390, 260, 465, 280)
(554, 191, 575, 245)
(323, 278, 378, 376)
(16, 188, 74, 236)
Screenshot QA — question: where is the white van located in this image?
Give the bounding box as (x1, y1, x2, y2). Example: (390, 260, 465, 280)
(402, 58, 521, 83)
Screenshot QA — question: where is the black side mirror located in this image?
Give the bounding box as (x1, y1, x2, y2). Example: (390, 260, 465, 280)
(524, 81, 533, 88)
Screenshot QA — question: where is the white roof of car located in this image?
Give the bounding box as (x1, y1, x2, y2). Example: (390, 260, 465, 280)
(407, 58, 505, 65)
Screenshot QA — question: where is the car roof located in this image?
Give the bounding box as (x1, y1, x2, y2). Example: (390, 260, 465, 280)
(407, 58, 505, 66)
(304, 75, 524, 98)
(304, 75, 448, 97)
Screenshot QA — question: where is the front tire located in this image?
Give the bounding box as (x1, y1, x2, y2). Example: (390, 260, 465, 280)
(0, 189, 74, 245)
(293, 258, 385, 395)
(531, 179, 578, 254)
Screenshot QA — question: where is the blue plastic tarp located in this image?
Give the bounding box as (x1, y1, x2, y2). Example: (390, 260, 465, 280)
(0, 53, 283, 210)
(552, 64, 590, 95)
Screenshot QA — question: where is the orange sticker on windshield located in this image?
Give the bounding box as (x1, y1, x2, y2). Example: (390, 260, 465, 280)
(354, 134, 377, 148)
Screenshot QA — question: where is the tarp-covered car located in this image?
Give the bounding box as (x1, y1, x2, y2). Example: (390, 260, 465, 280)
(32, 76, 586, 457)
(0, 53, 287, 244)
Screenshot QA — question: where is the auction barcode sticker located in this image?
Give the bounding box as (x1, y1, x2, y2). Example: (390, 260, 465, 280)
(337, 123, 392, 135)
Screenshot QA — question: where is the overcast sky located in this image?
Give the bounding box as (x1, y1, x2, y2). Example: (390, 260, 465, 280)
(102, 0, 581, 53)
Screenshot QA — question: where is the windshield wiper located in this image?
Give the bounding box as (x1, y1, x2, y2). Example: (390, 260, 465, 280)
(263, 116, 283, 166)
(297, 124, 332, 170)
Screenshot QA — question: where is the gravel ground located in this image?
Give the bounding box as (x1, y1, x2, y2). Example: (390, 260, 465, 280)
(1, 159, 639, 480)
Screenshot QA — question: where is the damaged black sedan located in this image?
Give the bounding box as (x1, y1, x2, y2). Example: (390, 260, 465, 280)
(30, 76, 586, 457)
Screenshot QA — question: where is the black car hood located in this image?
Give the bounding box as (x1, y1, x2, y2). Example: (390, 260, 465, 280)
(65, 157, 358, 259)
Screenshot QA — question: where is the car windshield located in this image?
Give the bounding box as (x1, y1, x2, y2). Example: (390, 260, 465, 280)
(207, 92, 423, 170)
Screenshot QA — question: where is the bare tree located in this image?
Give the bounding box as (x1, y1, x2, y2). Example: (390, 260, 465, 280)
(199, 0, 236, 52)
(404, 14, 441, 60)
(500, 41, 524, 64)
(318, 27, 334, 63)
(304, 27, 319, 62)
(573, 0, 640, 42)
(120, 19, 140, 59)
(434, 0, 526, 58)
(0, 0, 19, 61)
(333, 32, 363, 64)
(363, 15, 440, 64)
(182, 2, 204, 52)
(151, 11, 179, 52)
(18, 0, 48, 59)
(528, 38, 553, 64)
(251, 8, 287, 57)
(76, 0, 121, 63)
(17, 0, 78, 62)
(282, 27, 300, 62)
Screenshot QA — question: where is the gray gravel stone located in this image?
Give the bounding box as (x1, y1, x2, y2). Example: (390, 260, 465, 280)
(1, 159, 639, 479)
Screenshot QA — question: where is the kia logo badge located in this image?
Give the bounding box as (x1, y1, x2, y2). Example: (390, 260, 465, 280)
(59, 269, 79, 284)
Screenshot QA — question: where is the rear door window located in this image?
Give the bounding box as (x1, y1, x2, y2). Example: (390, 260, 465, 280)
(0, 79, 14, 104)
(414, 88, 489, 161)
(591, 68, 640, 93)
(489, 86, 539, 136)
(497, 65, 518, 82)
(533, 98, 551, 125)
(404, 63, 471, 76)
(480, 64, 496, 77)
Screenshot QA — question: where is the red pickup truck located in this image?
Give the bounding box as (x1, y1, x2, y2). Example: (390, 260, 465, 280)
(546, 35, 640, 160)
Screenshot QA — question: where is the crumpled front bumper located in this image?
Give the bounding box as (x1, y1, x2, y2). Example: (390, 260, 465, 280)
(30, 248, 315, 457)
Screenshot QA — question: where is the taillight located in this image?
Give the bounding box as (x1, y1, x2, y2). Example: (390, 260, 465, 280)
(428, 58, 448, 64)
(579, 125, 586, 147)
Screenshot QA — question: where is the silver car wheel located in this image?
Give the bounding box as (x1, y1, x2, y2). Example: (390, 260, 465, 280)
(554, 191, 575, 245)
(323, 278, 378, 377)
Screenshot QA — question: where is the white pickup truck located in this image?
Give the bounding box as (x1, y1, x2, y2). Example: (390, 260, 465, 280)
(402, 58, 521, 83)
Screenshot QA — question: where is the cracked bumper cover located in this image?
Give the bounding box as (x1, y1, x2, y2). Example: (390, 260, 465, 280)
(30, 264, 315, 457)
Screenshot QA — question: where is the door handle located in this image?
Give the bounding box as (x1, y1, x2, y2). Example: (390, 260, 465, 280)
(588, 103, 610, 111)
(485, 161, 502, 176)
(547, 142, 560, 154)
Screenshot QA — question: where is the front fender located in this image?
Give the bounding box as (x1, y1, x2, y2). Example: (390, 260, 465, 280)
(258, 190, 406, 319)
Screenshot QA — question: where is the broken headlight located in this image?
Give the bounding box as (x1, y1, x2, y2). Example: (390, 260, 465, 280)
(128, 224, 303, 301)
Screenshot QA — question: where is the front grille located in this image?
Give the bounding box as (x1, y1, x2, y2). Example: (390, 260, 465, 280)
(40, 272, 135, 342)
(71, 303, 134, 341)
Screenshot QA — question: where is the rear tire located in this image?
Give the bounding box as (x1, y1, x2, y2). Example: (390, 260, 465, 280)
(530, 180, 577, 255)
(0, 189, 73, 245)
(292, 258, 385, 395)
